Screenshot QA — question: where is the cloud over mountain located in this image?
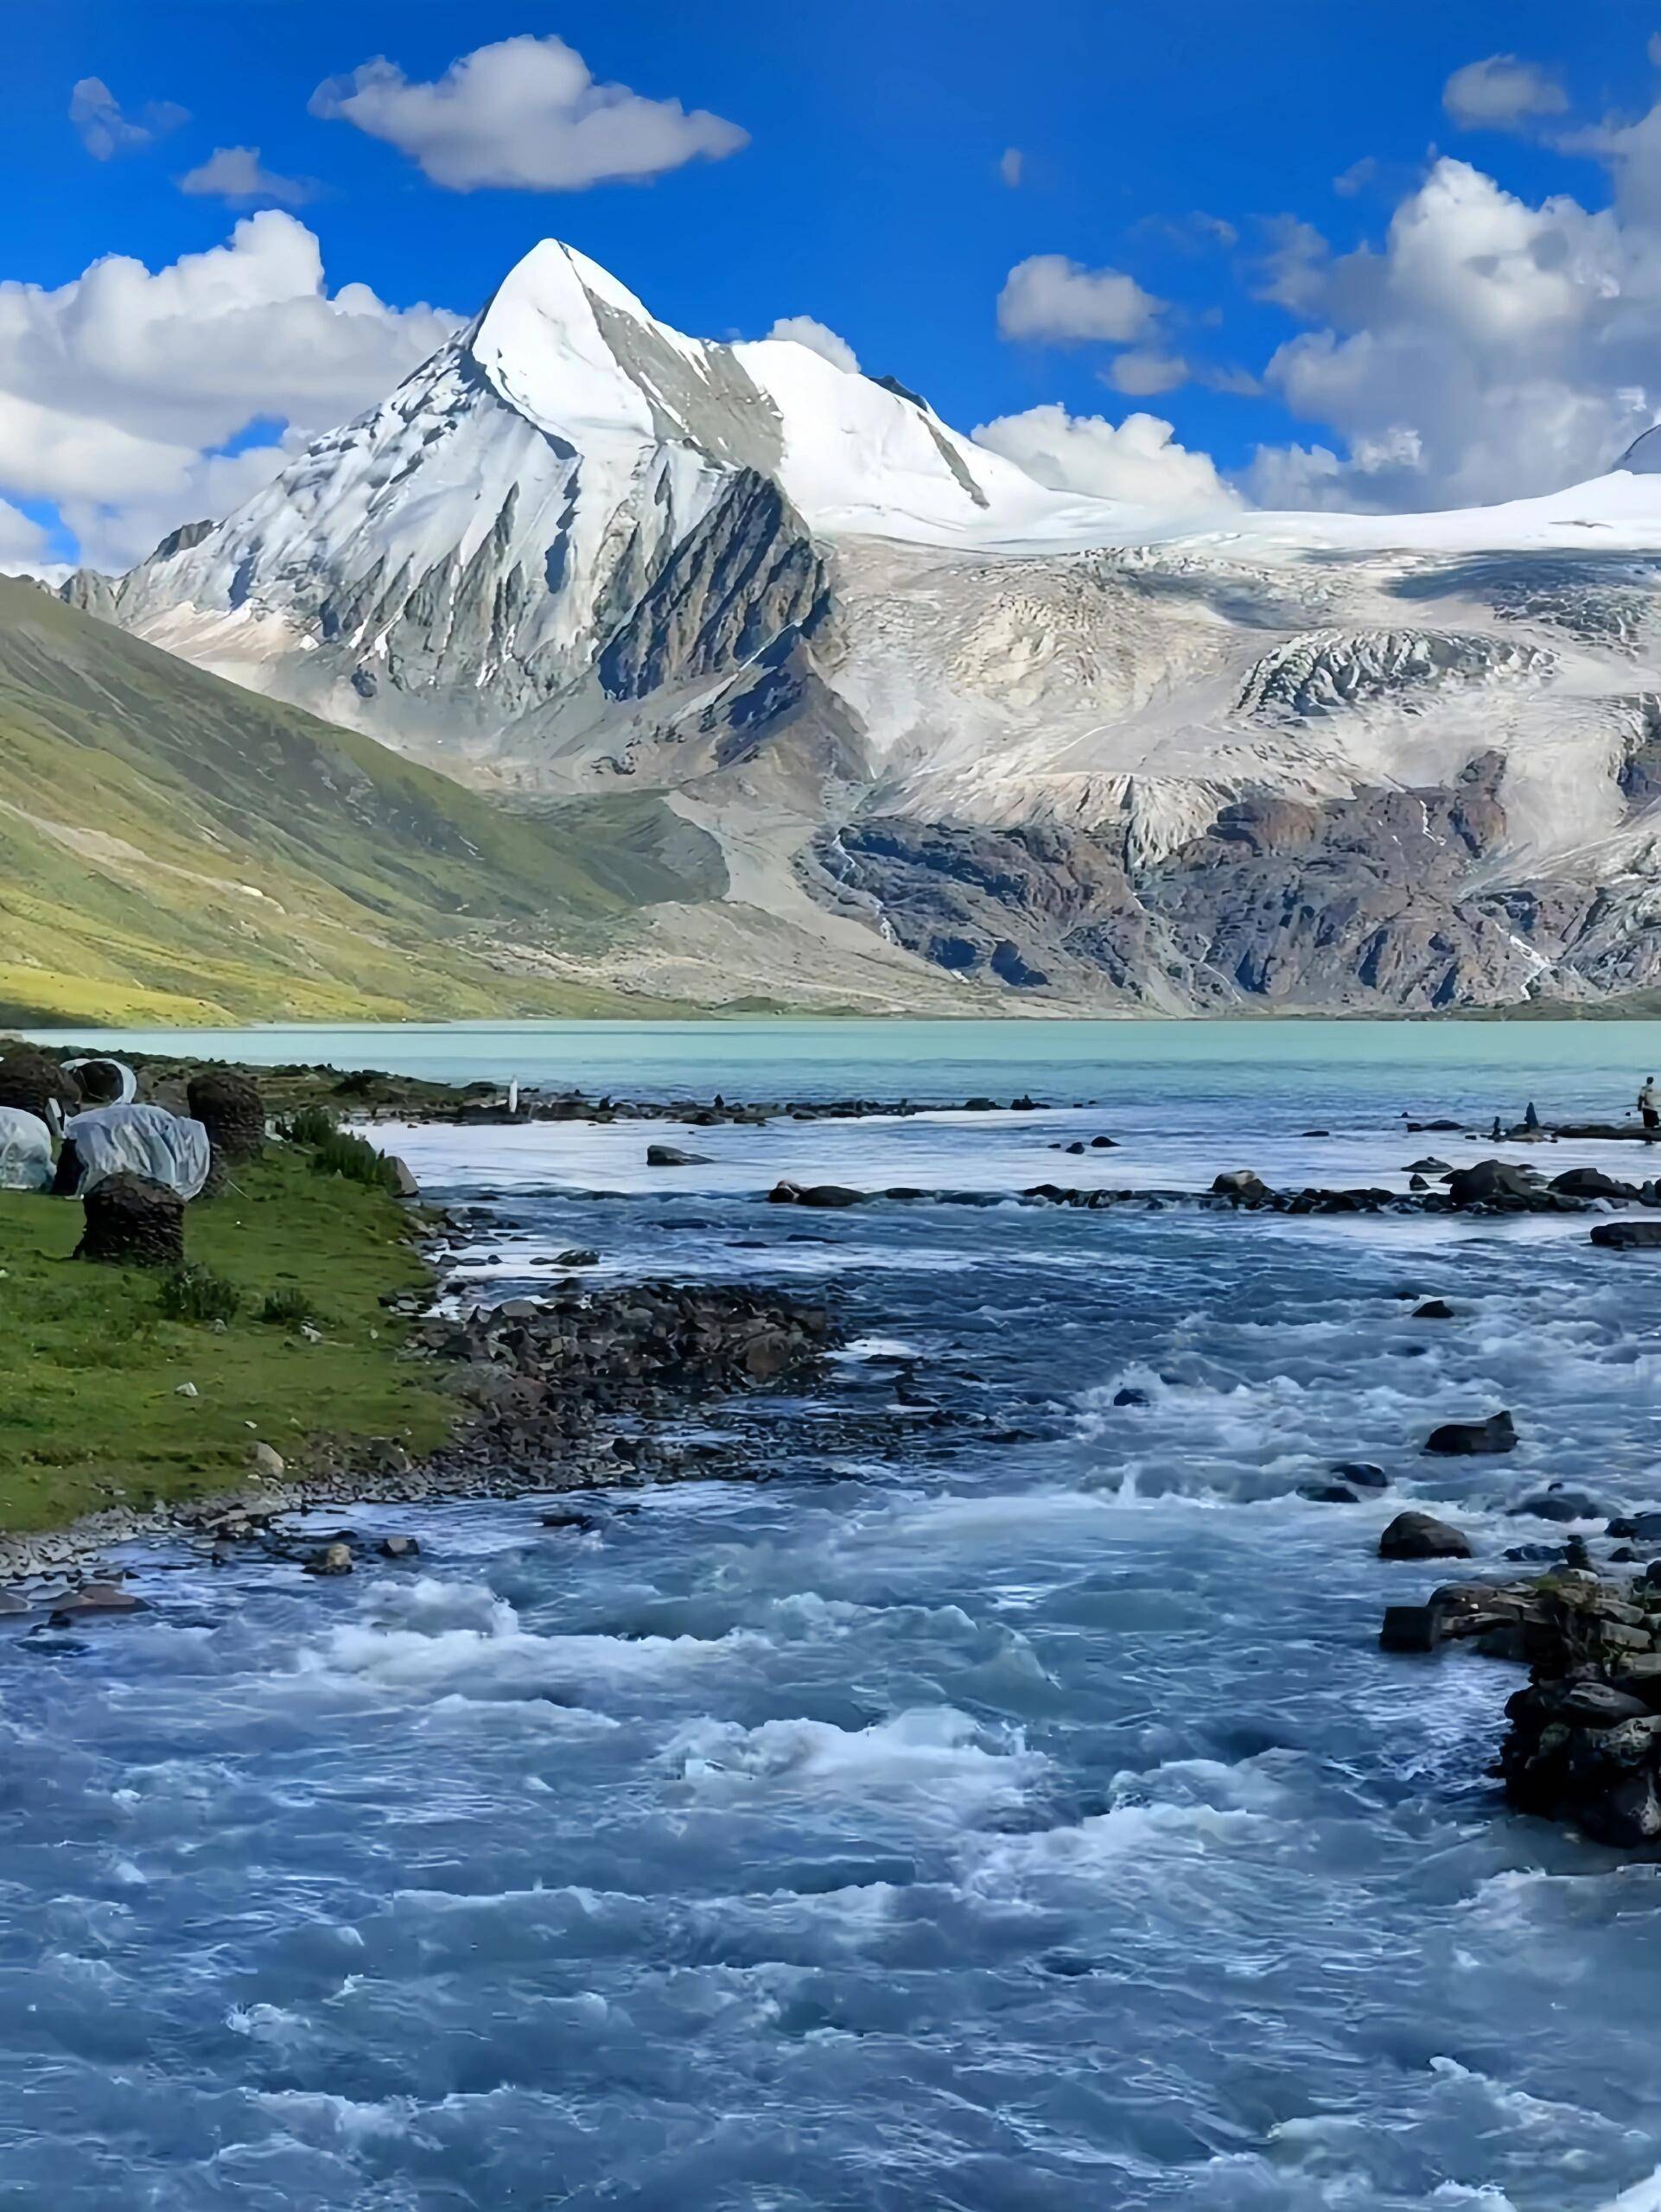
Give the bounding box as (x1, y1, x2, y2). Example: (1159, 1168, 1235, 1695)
(0, 213, 455, 565)
(973, 402, 1238, 514)
(310, 35, 748, 192)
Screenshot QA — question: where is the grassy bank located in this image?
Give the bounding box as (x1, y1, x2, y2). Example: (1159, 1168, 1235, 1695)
(0, 1147, 454, 1532)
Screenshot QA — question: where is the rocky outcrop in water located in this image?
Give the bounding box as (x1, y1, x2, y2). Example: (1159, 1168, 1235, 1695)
(415, 1280, 839, 1476)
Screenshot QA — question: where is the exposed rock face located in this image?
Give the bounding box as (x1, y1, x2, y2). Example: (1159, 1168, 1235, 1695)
(804, 752, 1574, 1013)
(597, 471, 830, 700)
(74, 1173, 185, 1269)
(1234, 628, 1553, 720)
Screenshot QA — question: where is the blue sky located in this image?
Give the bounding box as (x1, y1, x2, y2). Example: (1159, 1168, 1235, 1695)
(7, 3, 1661, 565)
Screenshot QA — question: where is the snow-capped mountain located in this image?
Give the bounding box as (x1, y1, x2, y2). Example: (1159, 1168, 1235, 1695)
(62, 238, 1661, 1013)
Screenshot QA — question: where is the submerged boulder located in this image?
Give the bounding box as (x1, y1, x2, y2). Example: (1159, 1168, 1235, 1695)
(1425, 1411, 1517, 1457)
(1509, 1488, 1606, 1524)
(1212, 1169, 1271, 1205)
(1550, 1166, 1638, 1201)
(1592, 1221, 1661, 1250)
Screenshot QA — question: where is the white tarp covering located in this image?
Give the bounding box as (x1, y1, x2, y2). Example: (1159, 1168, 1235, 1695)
(0, 1106, 53, 1192)
(63, 1103, 210, 1202)
(63, 1056, 138, 1106)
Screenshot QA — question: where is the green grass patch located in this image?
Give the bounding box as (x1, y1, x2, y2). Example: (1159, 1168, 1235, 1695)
(0, 1147, 454, 1531)
(156, 1264, 243, 1326)
(309, 1128, 400, 1193)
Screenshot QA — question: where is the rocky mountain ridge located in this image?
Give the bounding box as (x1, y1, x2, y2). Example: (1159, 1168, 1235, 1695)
(56, 238, 1661, 1014)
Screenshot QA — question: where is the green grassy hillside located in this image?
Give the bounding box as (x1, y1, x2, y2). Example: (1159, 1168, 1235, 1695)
(0, 580, 723, 1024)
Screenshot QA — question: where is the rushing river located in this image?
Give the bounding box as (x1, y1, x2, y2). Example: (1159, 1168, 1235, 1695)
(9, 1022, 1661, 2211)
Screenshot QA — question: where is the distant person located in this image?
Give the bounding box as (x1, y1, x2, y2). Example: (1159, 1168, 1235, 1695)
(1640, 1076, 1661, 1135)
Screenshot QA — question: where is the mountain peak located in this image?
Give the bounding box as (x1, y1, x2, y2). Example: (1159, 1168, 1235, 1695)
(468, 238, 670, 443)
(1617, 423, 1661, 474)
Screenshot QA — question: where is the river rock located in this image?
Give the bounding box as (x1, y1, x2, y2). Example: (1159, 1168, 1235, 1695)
(379, 1535, 419, 1559)
(1380, 1510, 1473, 1560)
(1446, 1160, 1538, 1206)
(1551, 1166, 1639, 1200)
(1212, 1169, 1271, 1205)
(1380, 1602, 1446, 1651)
(248, 1441, 285, 1480)
(1591, 1221, 1661, 1249)
(1509, 1488, 1606, 1524)
(50, 1581, 143, 1617)
(1332, 1460, 1388, 1488)
(646, 1144, 711, 1166)
(1412, 1299, 1455, 1319)
(306, 1542, 353, 1575)
(1424, 1410, 1516, 1456)
(74, 1173, 185, 1268)
(1558, 1680, 1652, 1726)
(1608, 1511, 1661, 1542)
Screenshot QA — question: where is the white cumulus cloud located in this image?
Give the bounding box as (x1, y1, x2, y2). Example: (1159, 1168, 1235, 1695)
(972, 404, 1239, 515)
(766, 315, 859, 372)
(1246, 150, 1661, 510)
(178, 146, 317, 207)
(310, 34, 748, 192)
(1443, 54, 1569, 132)
(996, 254, 1162, 344)
(0, 212, 457, 567)
(1104, 350, 1188, 396)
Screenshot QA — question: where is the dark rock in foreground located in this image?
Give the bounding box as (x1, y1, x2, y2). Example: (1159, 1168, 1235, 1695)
(1591, 1221, 1661, 1250)
(1380, 1510, 1473, 1560)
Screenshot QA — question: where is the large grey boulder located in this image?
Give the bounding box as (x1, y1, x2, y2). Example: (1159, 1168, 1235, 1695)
(1379, 1511, 1473, 1560)
(1445, 1160, 1538, 1206)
